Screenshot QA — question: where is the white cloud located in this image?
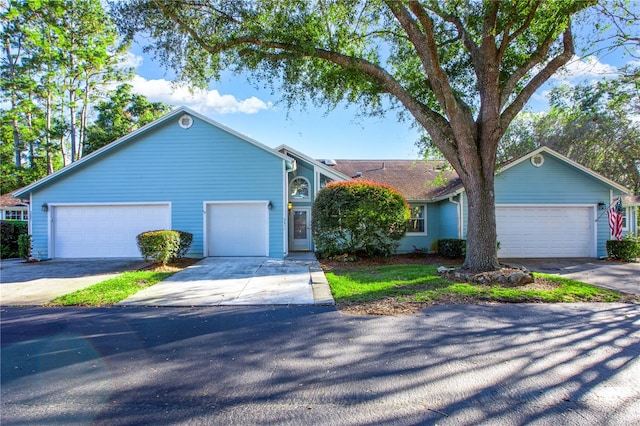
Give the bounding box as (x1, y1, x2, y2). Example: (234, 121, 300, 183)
(130, 75, 272, 115)
(554, 55, 618, 80)
(117, 51, 144, 70)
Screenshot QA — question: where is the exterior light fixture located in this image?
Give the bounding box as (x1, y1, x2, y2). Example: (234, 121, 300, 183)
(41, 203, 48, 212)
(598, 202, 606, 210)
(267, 201, 273, 210)
(288, 202, 293, 211)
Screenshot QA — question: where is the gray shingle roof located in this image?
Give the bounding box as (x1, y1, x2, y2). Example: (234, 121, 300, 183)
(328, 160, 462, 200)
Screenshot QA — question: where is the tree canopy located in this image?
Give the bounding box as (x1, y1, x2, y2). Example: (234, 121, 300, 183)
(114, 0, 598, 271)
(1, 0, 171, 194)
(85, 84, 171, 155)
(499, 77, 640, 193)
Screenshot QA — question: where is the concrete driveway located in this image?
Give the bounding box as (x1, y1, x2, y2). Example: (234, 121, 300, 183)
(1, 254, 333, 307)
(502, 258, 640, 295)
(0, 258, 147, 306)
(117, 255, 334, 306)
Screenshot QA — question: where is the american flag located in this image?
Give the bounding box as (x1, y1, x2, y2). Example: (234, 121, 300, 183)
(607, 197, 624, 241)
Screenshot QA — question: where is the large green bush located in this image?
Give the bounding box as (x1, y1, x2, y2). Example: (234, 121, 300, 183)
(136, 230, 193, 265)
(606, 236, 639, 262)
(312, 180, 409, 257)
(0, 220, 28, 259)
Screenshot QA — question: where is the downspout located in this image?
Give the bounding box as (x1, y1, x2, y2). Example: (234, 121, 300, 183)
(448, 195, 462, 239)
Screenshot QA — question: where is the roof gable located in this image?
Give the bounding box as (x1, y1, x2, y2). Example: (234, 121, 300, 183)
(497, 146, 630, 194)
(14, 107, 290, 198)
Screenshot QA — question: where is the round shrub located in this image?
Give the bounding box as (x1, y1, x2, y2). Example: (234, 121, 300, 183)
(312, 180, 409, 258)
(137, 230, 182, 265)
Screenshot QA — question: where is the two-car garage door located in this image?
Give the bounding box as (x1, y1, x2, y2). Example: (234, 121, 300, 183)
(52, 204, 171, 258)
(51, 202, 270, 258)
(496, 206, 594, 258)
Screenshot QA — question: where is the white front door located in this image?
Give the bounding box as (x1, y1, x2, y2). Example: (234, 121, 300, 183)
(289, 207, 311, 251)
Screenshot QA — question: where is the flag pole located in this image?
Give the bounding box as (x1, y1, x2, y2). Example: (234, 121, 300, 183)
(595, 197, 621, 222)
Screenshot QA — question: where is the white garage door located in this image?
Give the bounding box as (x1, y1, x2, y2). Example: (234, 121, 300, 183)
(53, 204, 171, 258)
(206, 202, 268, 256)
(496, 206, 594, 258)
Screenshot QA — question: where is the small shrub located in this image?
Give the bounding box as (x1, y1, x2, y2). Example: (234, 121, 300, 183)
(606, 236, 639, 262)
(438, 239, 467, 258)
(17, 234, 32, 259)
(0, 220, 28, 259)
(137, 230, 181, 265)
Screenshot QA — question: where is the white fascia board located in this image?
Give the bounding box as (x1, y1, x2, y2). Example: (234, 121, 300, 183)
(275, 144, 351, 181)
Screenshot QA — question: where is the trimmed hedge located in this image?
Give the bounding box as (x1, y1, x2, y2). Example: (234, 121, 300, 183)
(136, 230, 193, 265)
(438, 239, 466, 258)
(606, 237, 639, 262)
(312, 180, 409, 258)
(0, 220, 28, 259)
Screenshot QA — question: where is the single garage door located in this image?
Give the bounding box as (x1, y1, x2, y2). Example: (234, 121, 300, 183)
(52, 204, 171, 258)
(206, 202, 268, 256)
(496, 206, 594, 258)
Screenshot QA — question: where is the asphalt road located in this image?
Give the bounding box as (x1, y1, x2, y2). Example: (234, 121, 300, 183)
(2, 304, 639, 425)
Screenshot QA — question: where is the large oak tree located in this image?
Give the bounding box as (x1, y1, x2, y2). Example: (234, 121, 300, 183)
(113, 0, 596, 271)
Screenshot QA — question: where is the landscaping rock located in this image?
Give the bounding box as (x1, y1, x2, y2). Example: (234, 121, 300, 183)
(439, 266, 534, 287)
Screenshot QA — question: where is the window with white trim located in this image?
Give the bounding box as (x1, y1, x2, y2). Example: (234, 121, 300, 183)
(290, 177, 310, 200)
(622, 207, 629, 231)
(319, 174, 333, 190)
(3, 209, 28, 220)
(407, 205, 426, 234)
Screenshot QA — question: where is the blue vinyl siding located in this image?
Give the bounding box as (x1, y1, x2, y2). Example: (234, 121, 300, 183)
(461, 153, 627, 258)
(438, 199, 460, 239)
(397, 203, 439, 254)
(28, 114, 286, 258)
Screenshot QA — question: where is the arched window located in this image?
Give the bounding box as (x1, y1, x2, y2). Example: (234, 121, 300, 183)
(290, 177, 310, 200)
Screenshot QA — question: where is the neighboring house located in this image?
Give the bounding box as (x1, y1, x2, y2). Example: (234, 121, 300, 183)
(0, 193, 29, 221)
(13, 107, 636, 260)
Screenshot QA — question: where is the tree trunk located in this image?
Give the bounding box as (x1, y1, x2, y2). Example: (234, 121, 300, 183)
(69, 90, 77, 163)
(45, 93, 53, 174)
(462, 176, 500, 271)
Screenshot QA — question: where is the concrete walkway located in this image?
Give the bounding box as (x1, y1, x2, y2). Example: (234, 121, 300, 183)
(118, 254, 334, 306)
(502, 258, 640, 295)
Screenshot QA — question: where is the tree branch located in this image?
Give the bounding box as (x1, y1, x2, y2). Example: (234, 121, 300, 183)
(501, 26, 575, 129)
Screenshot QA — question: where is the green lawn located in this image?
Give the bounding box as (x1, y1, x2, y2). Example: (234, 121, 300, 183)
(325, 264, 629, 304)
(49, 270, 173, 306)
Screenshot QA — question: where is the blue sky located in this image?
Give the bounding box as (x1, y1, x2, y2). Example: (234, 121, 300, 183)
(124, 20, 637, 160)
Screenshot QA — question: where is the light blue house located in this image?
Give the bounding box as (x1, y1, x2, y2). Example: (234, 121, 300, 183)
(325, 147, 635, 258)
(14, 107, 636, 260)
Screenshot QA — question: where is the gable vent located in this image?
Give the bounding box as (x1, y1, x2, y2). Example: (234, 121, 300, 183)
(531, 154, 544, 167)
(178, 114, 193, 129)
